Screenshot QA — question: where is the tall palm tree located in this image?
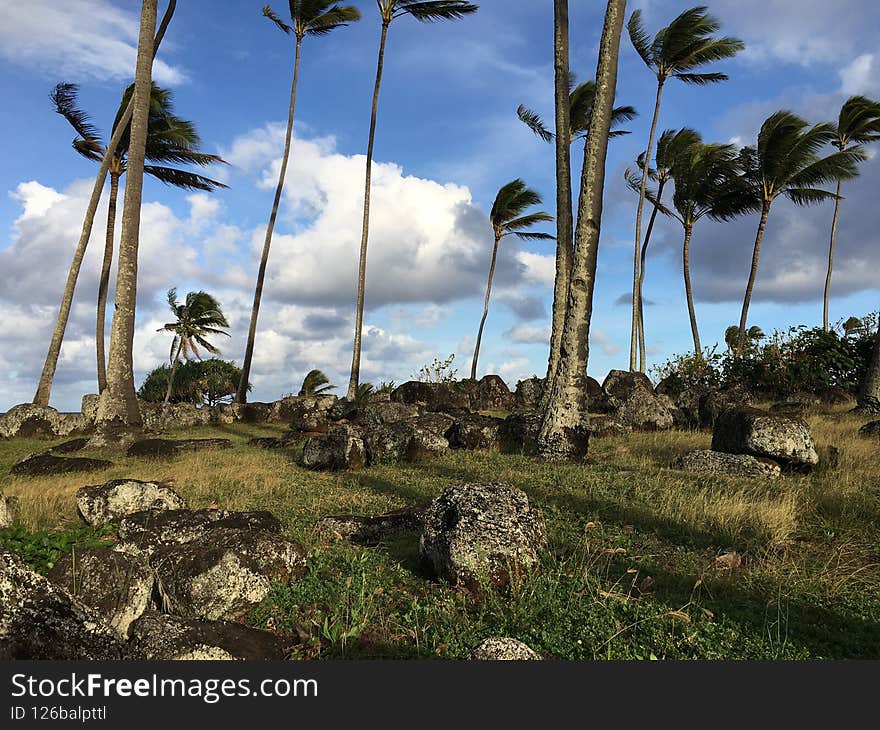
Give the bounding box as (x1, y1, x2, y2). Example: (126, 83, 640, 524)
(347, 0, 478, 400)
(470, 180, 553, 380)
(627, 5, 743, 371)
(159, 289, 230, 417)
(236, 1, 361, 405)
(733, 111, 864, 341)
(518, 76, 636, 392)
(625, 127, 701, 369)
(823, 95, 880, 331)
(93, 0, 160, 443)
(33, 0, 177, 407)
(50, 82, 227, 394)
(538, 0, 626, 462)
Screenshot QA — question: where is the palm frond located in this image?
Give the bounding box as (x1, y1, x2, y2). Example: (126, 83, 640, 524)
(516, 105, 553, 142)
(306, 4, 361, 35)
(50, 83, 103, 147)
(394, 0, 478, 23)
(143, 166, 228, 191)
(673, 71, 728, 85)
(627, 9, 653, 67)
(263, 4, 293, 33)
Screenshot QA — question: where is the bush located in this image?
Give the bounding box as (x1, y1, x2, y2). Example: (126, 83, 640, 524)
(138, 359, 247, 406)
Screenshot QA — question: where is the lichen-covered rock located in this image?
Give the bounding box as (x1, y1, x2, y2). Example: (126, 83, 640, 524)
(316, 507, 423, 546)
(0, 550, 122, 660)
(362, 422, 414, 463)
(359, 400, 420, 426)
(362, 414, 451, 464)
(76, 479, 186, 526)
(498, 411, 544, 455)
(0, 493, 18, 528)
(117, 509, 282, 556)
(139, 402, 212, 431)
(0, 404, 89, 440)
(514, 377, 545, 411)
(586, 376, 612, 413)
(48, 437, 90, 454)
(327, 398, 360, 423)
(299, 425, 366, 471)
(698, 385, 753, 429)
(247, 435, 298, 449)
(152, 528, 308, 621)
(471, 637, 541, 660)
(285, 395, 337, 433)
(10, 453, 112, 477)
(81, 394, 100, 424)
(420, 483, 547, 588)
(858, 420, 880, 437)
(127, 438, 232, 458)
(470, 375, 514, 411)
(602, 370, 673, 431)
(390, 381, 472, 413)
(447, 413, 504, 450)
(232, 402, 274, 424)
(47, 547, 153, 639)
(677, 450, 781, 478)
(586, 414, 630, 438)
(712, 407, 819, 470)
(126, 611, 289, 660)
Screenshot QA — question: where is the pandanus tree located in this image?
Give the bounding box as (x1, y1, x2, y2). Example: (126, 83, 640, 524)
(470, 180, 553, 380)
(50, 82, 227, 394)
(347, 0, 478, 400)
(627, 5, 743, 371)
(624, 127, 700, 368)
(823, 95, 880, 331)
(158, 289, 230, 419)
(732, 111, 864, 343)
(237, 1, 361, 404)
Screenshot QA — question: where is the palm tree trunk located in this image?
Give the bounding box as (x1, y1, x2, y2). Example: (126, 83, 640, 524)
(236, 35, 303, 404)
(823, 178, 843, 332)
(93, 0, 158, 442)
(32, 0, 176, 407)
(544, 0, 573, 397)
(471, 234, 501, 380)
(161, 338, 183, 424)
(682, 223, 701, 355)
(96, 168, 121, 393)
(857, 317, 880, 412)
(637, 177, 665, 372)
(739, 200, 771, 343)
(348, 21, 390, 400)
(538, 0, 626, 461)
(630, 78, 665, 371)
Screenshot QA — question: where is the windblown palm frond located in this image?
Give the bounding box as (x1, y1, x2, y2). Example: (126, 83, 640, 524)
(264, 1, 361, 37)
(299, 369, 336, 396)
(490, 180, 554, 241)
(159, 289, 230, 363)
(391, 0, 479, 22)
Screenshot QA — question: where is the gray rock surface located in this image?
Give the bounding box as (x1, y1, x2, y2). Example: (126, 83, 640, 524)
(127, 438, 232, 458)
(299, 425, 366, 471)
(712, 406, 819, 469)
(316, 507, 424, 545)
(77, 479, 186, 526)
(602, 370, 673, 431)
(471, 637, 541, 660)
(677, 450, 781, 478)
(0, 403, 89, 440)
(447, 413, 504, 450)
(10, 453, 112, 477)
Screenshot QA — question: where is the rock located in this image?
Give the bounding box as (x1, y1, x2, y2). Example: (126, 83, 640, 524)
(419, 483, 547, 588)
(470, 375, 514, 411)
(233, 402, 274, 424)
(711, 406, 819, 470)
(0, 493, 18, 528)
(602, 370, 673, 431)
(299, 425, 366, 471)
(127, 438, 232, 458)
(471, 637, 541, 660)
(126, 611, 289, 660)
(858, 420, 880, 437)
(514, 377, 545, 411)
(118, 509, 282, 556)
(139, 402, 212, 431)
(48, 437, 90, 454)
(286, 395, 337, 433)
(359, 400, 420, 426)
(327, 398, 360, 422)
(247, 435, 298, 449)
(316, 507, 424, 546)
(499, 411, 543, 455)
(81, 394, 100, 424)
(46, 547, 153, 639)
(0, 403, 89, 440)
(9, 453, 112, 477)
(152, 528, 308, 621)
(362, 415, 451, 464)
(0, 550, 122, 660)
(586, 415, 630, 438)
(586, 376, 612, 413)
(211, 403, 236, 425)
(362, 422, 415, 463)
(447, 413, 504, 450)
(76, 479, 186, 526)
(698, 385, 753, 429)
(391, 381, 471, 413)
(677, 450, 781, 478)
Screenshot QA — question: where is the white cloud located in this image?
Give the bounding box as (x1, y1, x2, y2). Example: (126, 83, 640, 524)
(840, 54, 878, 96)
(505, 323, 551, 345)
(516, 251, 556, 287)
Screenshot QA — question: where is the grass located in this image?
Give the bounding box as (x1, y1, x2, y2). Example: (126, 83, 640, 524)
(1, 408, 878, 659)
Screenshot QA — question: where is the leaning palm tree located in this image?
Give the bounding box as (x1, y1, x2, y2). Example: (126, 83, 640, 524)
(33, 0, 177, 407)
(347, 0, 479, 400)
(471, 180, 553, 380)
(732, 111, 864, 341)
(51, 82, 227, 394)
(822, 95, 880, 331)
(626, 5, 743, 371)
(236, 2, 361, 405)
(624, 127, 701, 369)
(159, 289, 230, 418)
(299, 369, 336, 396)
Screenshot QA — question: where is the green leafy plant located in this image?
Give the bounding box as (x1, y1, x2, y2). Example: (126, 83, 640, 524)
(0, 524, 116, 574)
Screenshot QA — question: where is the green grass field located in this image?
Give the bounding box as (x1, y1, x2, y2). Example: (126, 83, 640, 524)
(1, 409, 878, 659)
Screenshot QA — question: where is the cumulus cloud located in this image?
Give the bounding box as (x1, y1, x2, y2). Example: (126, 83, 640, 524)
(504, 324, 551, 345)
(840, 54, 879, 96)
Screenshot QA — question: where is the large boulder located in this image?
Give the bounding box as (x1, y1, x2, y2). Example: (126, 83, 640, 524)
(10, 453, 112, 477)
(47, 547, 154, 639)
(602, 370, 673, 431)
(127, 438, 232, 458)
(77, 479, 186, 526)
(498, 411, 544, 456)
(0, 550, 122, 660)
(698, 384, 753, 429)
(677, 450, 781, 479)
(586, 376, 612, 413)
(139, 402, 212, 431)
(711, 407, 819, 470)
(48, 437, 90, 454)
(470, 375, 514, 411)
(232, 402, 274, 424)
(81, 394, 100, 425)
(0, 404, 88, 440)
(126, 611, 289, 660)
(0, 492, 18, 529)
(586, 414, 630, 438)
(316, 507, 424, 546)
(285, 395, 337, 433)
(391, 381, 472, 413)
(419, 483, 547, 588)
(514, 377, 545, 411)
(299, 425, 366, 471)
(152, 528, 308, 621)
(362, 415, 452, 464)
(447, 413, 504, 450)
(359, 400, 420, 426)
(471, 637, 541, 660)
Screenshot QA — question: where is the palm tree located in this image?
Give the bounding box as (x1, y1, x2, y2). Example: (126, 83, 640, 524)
(733, 111, 864, 341)
(236, 1, 361, 405)
(159, 289, 230, 418)
(347, 0, 478, 400)
(625, 127, 701, 368)
(33, 0, 178, 407)
(538, 0, 626, 462)
(50, 82, 227, 394)
(471, 180, 553, 380)
(299, 369, 336, 396)
(823, 95, 880, 331)
(724, 324, 763, 352)
(627, 5, 743, 371)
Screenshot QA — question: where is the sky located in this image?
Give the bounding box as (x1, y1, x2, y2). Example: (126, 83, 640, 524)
(1, 0, 879, 412)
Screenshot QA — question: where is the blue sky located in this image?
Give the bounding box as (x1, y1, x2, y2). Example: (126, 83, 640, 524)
(1, 0, 879, 411)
